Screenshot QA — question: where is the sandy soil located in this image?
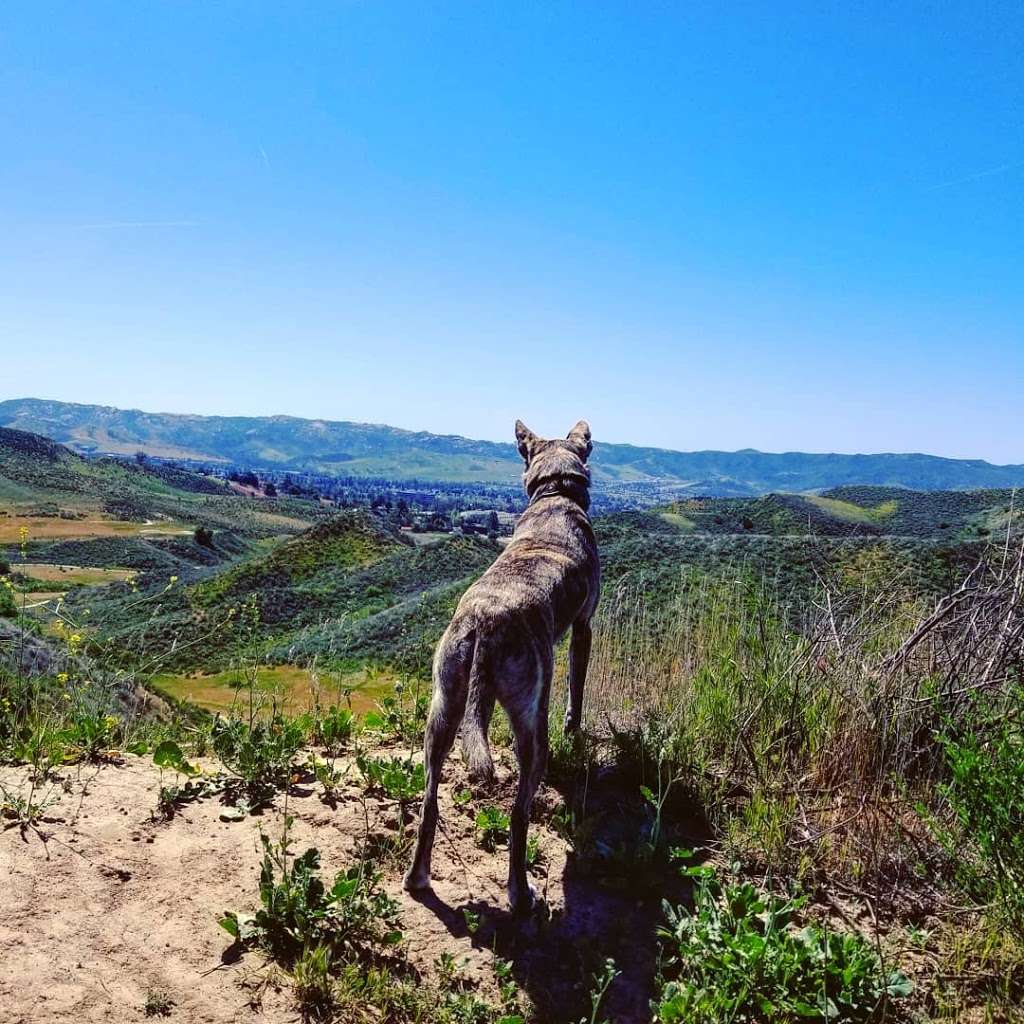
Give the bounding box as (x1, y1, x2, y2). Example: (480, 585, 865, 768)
(1, 744, 677, 1024)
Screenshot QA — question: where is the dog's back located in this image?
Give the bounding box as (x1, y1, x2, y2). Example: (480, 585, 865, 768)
(445, 468, 599, 779)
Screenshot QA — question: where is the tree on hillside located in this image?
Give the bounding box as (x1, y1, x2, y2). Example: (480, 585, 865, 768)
(229, 470, 260, 489)
(264, 481, 278, 497)
(194, 526, 215, 548)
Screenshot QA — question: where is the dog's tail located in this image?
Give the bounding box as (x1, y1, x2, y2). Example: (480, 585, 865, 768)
(460, 634, 496, 784)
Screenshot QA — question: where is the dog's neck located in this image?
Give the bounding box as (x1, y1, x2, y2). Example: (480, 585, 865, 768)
(526, 473, 591, 512)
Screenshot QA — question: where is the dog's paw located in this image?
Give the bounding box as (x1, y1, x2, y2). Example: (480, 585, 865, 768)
(403, 867, 431, 893)
(508, 882, 536, 915)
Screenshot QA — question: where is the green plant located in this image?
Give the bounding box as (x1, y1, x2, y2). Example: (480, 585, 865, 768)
(143, 989, 174, 1017)
(474, 804, 510, 851)
(933, 686, 1024, 933)
(211, 711, 305, 807)
(307, 702, 353, 804)
(0, 783, 59, 829)
(492, 956, 520, 1014)
(654, 866, 912, 1023)
(636, 760, 683, 865)
(356, 754, 425, 804)
(61, 708, 122, 762)
(363, 680, 429, 745)
(219, 817, 402, 965)
(550, 801, 594, 853)
(0, 577, 17, 618)
(292, 942, 336, 1022)
(152, 739, 206, 819)
(526, 834, 541, 869)
(583, 958, 619, 1024)
(307, 752, 346, 802)
(314, 704, 354, 752)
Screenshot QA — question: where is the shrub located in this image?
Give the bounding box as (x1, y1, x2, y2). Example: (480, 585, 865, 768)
(934, 686, 1024, 933)
(313, 704, 354, 753)
(363, 682, 429, 745)
(219, 819, 402, 965)
(654, 866, 912, 1023)
(356, 754, 424, 805)
(211, 711, 306, 807)
(474, 805, 510, 851)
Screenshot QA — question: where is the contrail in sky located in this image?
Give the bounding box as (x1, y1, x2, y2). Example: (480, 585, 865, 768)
(73, 220, 199, 229)
(928, 161, 1022, 190)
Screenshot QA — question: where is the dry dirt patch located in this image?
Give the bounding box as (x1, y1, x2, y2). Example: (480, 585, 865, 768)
(17, 563, 135, 587)
(0, 516, 191, 543)
(0, 747, 671, 1024)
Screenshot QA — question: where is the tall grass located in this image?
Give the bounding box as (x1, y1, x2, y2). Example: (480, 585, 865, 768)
(576, 539, 1023, 881)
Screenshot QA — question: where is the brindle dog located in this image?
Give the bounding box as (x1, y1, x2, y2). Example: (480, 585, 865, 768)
(404, 420, 600, 912)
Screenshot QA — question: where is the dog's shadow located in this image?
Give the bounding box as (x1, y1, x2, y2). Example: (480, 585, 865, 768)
(411, 759, 711, 1024)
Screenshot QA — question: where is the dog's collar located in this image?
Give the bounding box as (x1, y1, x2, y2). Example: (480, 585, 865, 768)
(527, 474, 591, 512)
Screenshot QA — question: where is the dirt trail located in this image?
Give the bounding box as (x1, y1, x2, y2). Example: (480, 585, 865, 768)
(1, 747, 676, 1024)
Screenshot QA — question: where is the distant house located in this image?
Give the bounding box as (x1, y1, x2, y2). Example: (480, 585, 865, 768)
(457, 510, 518, 536)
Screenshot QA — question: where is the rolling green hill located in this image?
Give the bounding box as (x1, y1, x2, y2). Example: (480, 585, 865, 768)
(69, 509, 498, 673)
(4, 397, 1024, 493)
(0, 426, 331, 548)
(655, 486, 1020, 541)
(68, 486, 1002, 680)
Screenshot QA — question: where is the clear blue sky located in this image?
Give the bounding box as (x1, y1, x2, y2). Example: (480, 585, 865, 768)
(2, 3, 1022, 461)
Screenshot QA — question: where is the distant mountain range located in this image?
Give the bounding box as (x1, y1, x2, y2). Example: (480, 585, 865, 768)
(2, 397, 1023, 496)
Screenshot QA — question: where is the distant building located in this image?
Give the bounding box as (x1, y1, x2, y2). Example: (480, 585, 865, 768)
(457, 510, 518, 536)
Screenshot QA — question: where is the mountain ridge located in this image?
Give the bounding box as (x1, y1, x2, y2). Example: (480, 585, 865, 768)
(3, 397, 1023, 495)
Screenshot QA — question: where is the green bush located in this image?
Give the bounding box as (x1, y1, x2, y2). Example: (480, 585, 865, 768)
(935, 686, 1024, 933)
(211, 711, 306, 806)
(654, 866, 911, 1023)
(356, 754, 424, 804)
(0, 580, 17, 618)
(313, 704, 354, 752)
(474, 805, 510, 851)
(363, 682, 429, 744)
(219, 821, 402, 965)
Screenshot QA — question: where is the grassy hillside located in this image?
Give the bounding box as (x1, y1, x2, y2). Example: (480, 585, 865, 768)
(69, 509, 497, 673)
(6, 398, 1024, 492)
(0, 426, 332, 548)
(61, 487, 999, 684)
(658, 485, 1021, 540)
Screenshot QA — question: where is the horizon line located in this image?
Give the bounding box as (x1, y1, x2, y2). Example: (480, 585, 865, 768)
(2, 395, 1022, 468)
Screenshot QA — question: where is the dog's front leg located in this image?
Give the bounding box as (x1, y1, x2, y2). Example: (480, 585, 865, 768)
(564, 619, 592, 733)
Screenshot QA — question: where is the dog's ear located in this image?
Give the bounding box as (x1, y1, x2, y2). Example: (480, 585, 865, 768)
(566, 420, 592, 460)
(515, 419, 539, 464)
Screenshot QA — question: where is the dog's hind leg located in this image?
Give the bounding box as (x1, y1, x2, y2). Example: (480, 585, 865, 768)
(506, 657, 551, 914)
(404, 642, 467, 893)
(564, 618, 592, 733)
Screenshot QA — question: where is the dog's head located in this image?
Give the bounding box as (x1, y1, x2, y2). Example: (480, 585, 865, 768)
(514, 419, 592, 504)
